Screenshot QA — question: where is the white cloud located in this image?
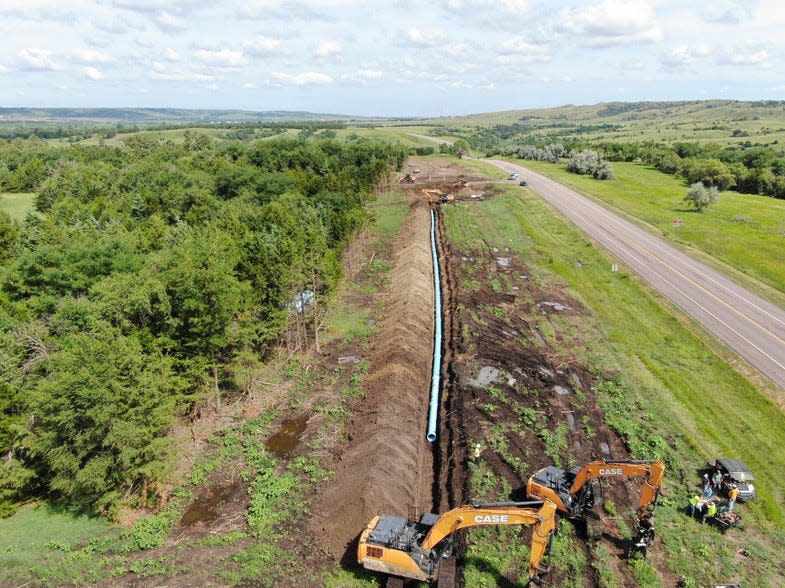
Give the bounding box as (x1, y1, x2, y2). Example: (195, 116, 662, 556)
(242, 82, 257, 89)
(83, 66, 104, 80)
(111, 0, 208, 15)
(402, 28, 448, 48)
(0, 64, 9, 73)
(149, 70, 218, 82)
(270, 71, 333, 85)
(165, 48, 181, 61)
(660, 44, 711, 70)
(17, 48, 60, 71)
(497, 36, 550, 63)
(243, 36, 282, 57)
(70, 49, 115, 65)
(341, 69, 383, 84)
(195, 49, 248, 67)
(0, 2, 77, 23)
(557, 0, 662, 47)
(702, 1, 750, 24)
(717, 48, 769, 66)
(315, 39, 341, 58)
(155, 11, 188, 31)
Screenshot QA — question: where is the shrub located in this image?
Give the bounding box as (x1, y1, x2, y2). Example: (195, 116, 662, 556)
(683, 182, 719, 212)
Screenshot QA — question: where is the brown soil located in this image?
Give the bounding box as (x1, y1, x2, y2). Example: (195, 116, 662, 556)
(311, 194, 436, 561)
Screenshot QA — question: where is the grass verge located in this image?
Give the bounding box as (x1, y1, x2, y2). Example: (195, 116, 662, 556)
(512, 159, 785, 304)
(0, 192, 36, 221)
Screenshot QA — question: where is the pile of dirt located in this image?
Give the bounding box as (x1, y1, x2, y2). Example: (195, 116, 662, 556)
(312, 197, 436, 561)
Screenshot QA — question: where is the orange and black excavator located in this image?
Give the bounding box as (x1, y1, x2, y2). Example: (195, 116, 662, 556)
(358, 500, 557, 585)
(526, 459, 665, 520)
(528, 459, 664, 557)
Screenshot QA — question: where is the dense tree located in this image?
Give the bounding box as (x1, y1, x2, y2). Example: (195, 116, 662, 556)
(0, 135, 406, 513)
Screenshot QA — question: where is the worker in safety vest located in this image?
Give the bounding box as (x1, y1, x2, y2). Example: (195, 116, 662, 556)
(703, 500, 717, 523)
(687, 495, 701, 518)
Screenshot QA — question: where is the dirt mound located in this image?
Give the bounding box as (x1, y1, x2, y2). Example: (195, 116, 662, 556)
(312, 198, 436, 561)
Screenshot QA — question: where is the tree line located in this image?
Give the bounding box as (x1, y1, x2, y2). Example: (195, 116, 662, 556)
(0, 135, 406, 515)
(499, 139, 785, 199)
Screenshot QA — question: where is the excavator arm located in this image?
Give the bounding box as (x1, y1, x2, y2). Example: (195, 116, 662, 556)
(569, 459, 665, 517)
(358, 500, 558, 583)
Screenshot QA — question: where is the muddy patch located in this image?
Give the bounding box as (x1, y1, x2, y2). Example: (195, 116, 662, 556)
(266, 415, 308, 459)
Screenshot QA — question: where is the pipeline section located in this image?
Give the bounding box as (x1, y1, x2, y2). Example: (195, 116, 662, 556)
(427, 209, 443, 443)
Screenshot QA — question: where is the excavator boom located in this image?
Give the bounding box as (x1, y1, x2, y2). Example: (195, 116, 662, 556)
(527, 459, 665, 519)
(358, 500, 557, 583)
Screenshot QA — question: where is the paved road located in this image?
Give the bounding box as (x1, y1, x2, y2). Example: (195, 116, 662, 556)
(487, 159, 785, 394)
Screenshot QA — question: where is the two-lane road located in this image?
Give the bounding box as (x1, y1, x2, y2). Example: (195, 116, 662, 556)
(487, 159, 785, 394)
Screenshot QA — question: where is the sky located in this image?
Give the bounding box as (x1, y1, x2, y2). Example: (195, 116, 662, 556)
(1, 0, 784, 117)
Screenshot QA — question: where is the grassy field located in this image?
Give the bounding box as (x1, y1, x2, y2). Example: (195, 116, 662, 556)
(409, 100, 785, 147)
(0, 192, 36, 221)
(0, 504, 114, 585)
(443, 182, 785, 586)
(509, 159, 785, 305)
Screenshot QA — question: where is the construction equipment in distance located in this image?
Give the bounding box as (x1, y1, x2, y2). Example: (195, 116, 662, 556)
(421, 188, 454, 204)
(357, 500, 557, 585)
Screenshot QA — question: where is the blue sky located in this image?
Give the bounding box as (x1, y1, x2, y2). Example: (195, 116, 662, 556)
(1, 0, 783, 117)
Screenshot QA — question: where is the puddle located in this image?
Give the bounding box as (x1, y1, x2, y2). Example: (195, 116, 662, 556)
(469, 366, 500, 387)
(266, 416, 308, 459)
(564, 412, 576, 431)
(571, 372, 583, 391)
(553, 385, 570, 396)
(180, 481, 246, 526)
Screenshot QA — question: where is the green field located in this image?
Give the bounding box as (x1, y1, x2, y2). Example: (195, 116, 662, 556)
(0, 504, 113, 585)
(0, 192, 36, 221)
(507, 159, 785, 305)
(410, 100, 785, 147)
(444, 181, 785, 585)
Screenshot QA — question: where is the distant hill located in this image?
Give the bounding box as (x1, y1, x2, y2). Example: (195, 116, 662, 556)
(0, 107, 375, 125)
(410, 100, 785, 146)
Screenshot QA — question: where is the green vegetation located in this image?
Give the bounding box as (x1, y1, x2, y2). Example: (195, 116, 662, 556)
(512, 159, 785, 298)
(0, 135, 406, 515)
(0, 192, 36, 221)
(443, 184, 785, 584)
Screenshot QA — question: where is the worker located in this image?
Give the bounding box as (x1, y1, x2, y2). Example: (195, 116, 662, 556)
(703, 500, 717, 524)
(702, 483, 714, 500)
(702, 472, 710, 489)
(711, 469, 723, 488)
(473, 442, 482, 461)
(728, 484, 739, 512)
(687, 495, 701, 518)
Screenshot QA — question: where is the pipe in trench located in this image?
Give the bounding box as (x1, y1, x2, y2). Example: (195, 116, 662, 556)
(427, 208, 442, 443)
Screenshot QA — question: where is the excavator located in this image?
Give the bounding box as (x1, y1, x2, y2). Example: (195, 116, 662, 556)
(527, 459, 665, 557)
(421, 188, 454, 204)
(357, 500, 557, 586)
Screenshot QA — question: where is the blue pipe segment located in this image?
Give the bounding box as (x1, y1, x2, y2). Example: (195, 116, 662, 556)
(427, 209, 443, 443)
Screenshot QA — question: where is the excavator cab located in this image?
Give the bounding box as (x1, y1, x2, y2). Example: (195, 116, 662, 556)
(529, 466, 601, 518)
(358, 500, 558, 585)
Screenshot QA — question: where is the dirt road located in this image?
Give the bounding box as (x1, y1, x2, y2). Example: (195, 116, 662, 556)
(487, 159, 785, 397)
